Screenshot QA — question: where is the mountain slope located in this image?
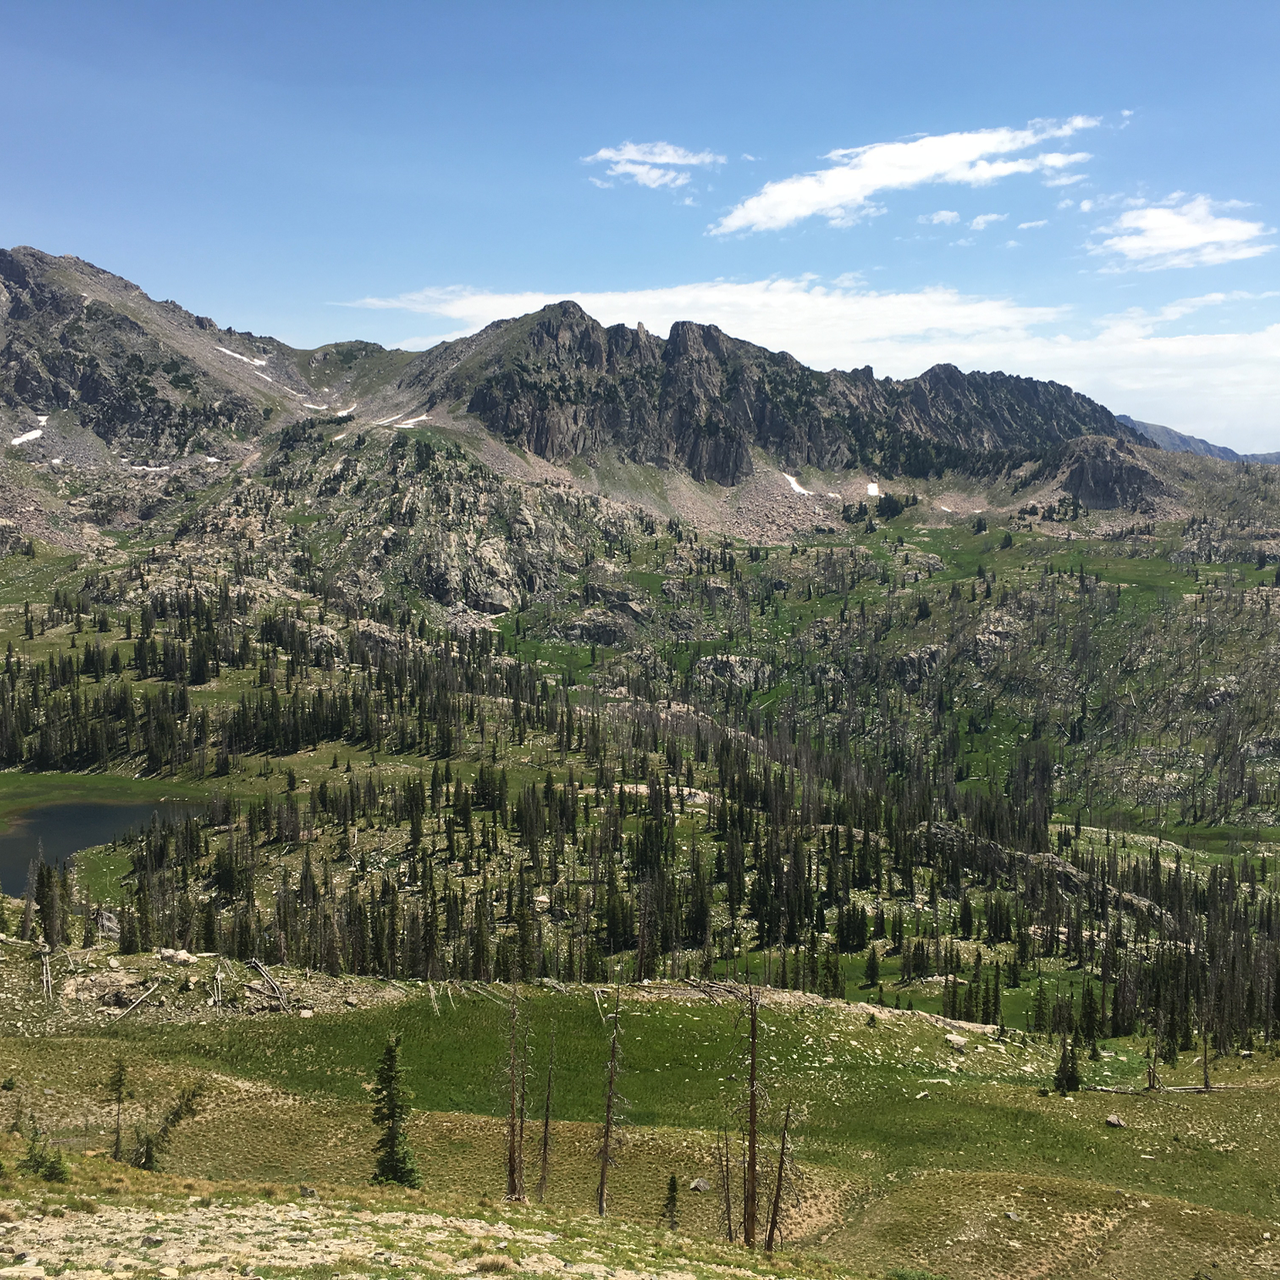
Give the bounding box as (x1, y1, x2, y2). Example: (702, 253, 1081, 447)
(397, 300, 1138, 484)
(1116, 413, 1280, 465)
(4, 247, 1142, 488)
(0, 245, 411, 461)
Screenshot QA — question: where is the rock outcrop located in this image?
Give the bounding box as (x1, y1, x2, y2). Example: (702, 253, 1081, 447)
(399, 301, 1135, 486)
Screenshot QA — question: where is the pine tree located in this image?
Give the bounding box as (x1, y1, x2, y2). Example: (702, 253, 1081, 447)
(1081, 980, 1101, 1059)
(1053, 1034, 1081, 1095)
(864, 944, 879, 987)
(1032, 980, 1050, 1034)
(663, 1173, 679, 1230)
(107, 1056, 128, 1162)
(371, 1033, 421, 1187)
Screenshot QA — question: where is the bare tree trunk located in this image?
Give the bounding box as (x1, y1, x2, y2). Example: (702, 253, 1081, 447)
(1202, 1006, 1211, 1093)
(597, 990, 621, 1216)
(536, 1028, 555, 1202)
(505, 981, 525, 1201)
(744, 983, 759, 1247)
(764, 1101, 792, 1255)
(719, 1126, 734, 1243)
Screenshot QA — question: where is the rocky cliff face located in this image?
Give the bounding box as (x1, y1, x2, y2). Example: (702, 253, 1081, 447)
(1052, 435, 1168, 511)
(0, 247, 407, 460)
(3, 247, 1136, 488)
(399, 301, 1133, 485)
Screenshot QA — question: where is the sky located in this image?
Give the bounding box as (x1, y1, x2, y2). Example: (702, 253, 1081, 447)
(3, 1, 1279, 450)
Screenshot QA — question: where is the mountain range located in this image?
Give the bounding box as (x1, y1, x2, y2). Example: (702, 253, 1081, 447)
(2, 244, 1157, 488)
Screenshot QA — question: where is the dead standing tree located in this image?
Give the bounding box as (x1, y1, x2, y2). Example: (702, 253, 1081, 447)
(505, 979, 528, 1202)
(536, 1027, 555, 1203)
(764, 1100, 793, 1254)
(744, 982, 760, 1247)
(597, 989, 622, 1217)
(687, 977, 764, 1246)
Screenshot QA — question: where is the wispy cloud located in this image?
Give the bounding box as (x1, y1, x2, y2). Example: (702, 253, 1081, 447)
(970, 213, 1007, 231)
(351, 275, 1280, 451)
(352, 276, 1061, 354)
(710, 117, 1097, 235)
(919, 210, 960, 225)
(1091, 195, 1275, 270)
(1018, 219, 1048, 229)
(584, 140, 725, 190)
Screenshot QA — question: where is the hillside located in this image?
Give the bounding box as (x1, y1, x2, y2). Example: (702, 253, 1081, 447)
(4, 245, 1280, 1279)
(4, 246, 1139, 491)
(396, 301, 1139, 484)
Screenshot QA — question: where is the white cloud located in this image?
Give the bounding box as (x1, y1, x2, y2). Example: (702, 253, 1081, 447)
(1091, 194, 1276, 270)
(970, 213, 1007, 231)
(919, 210, 960, 225)
(710, 117, 1097, 235)
(355, 275, 1280, 452)
(359, 276, 1062, 352)
(584, 140, 725, 190)
(1044, 172, 1087, 187)
(1018, 220, 1048, 229)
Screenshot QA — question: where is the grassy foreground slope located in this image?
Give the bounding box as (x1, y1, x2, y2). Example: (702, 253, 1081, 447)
(1, 946, 1277, 1280)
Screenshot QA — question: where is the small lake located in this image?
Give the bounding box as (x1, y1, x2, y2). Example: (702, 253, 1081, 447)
(0, 800, 201, 896)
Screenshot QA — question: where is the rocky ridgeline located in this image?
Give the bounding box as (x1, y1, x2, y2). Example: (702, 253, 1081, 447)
(399, 301, 1134, 485)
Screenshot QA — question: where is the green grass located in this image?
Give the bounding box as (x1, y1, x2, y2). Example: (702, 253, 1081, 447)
(0, 772, 200, 829)
(90, 983, 1269, 1220)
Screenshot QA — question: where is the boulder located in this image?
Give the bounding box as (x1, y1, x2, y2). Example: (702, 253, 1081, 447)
(689, 1177, 712, 1193)
(1105, 1113, 1126, 1128)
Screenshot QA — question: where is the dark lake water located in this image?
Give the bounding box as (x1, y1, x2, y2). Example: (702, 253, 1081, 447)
(0, 800, 200, 896)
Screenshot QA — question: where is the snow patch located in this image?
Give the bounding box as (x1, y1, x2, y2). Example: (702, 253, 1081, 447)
(253, 370, 275, 384)
(50, 457, 64, 466)
(866, 482, 880, 497)
(35, 415, 48, 427)
(10, 429, 43, 446)
(335, 405, 357, 418)
(302, 403, 328, 411)
(205, 456, 222, 463)
(939, 505, 952, 513)
(395, 415, 430, 428)
(333, 433, 347, 441)
(131, 464, 170, 473)
(216, 346, 268, 368)
(374, 414, 404, 427)
(783, 473, 812, 496)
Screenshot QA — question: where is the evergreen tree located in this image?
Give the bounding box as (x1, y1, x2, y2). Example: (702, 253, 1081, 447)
(371, 1032, 421, 1187)
(864, 944, 879, 987)
(1032, 981, 1050, 1034)
(663, 1173, 678, 1230)
(1081, 980, 1101, 1059)
(1053, 1034, 1081, 1095)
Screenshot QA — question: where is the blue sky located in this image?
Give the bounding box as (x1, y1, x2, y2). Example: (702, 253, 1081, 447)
(3, 1, 1279, 448)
